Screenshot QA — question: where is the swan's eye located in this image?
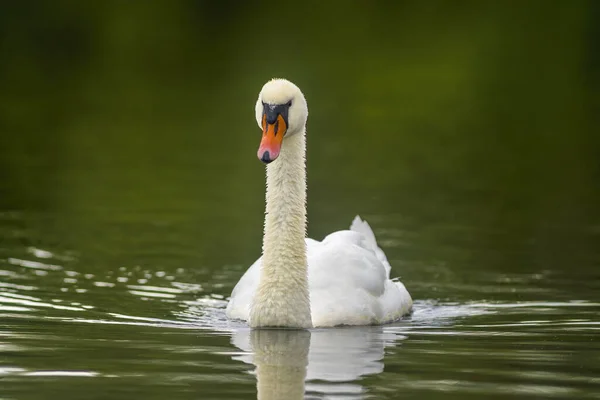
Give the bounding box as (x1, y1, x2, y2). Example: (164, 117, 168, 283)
(286, 100, 292, 107)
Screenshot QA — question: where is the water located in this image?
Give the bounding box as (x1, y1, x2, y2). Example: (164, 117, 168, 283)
(2, 206, 599, 399)
(2, 2, 600, 399)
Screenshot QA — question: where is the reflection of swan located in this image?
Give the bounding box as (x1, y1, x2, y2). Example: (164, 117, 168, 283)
(231, 326, 403, 398)
(226, 79, 412, 328)
(239, 329, 310, 400)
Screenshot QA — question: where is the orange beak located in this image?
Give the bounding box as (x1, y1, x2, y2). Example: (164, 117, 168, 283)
(258, 113, 287, 163)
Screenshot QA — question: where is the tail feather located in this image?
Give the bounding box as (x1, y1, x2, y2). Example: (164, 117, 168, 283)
(350, 215, 378, 249)
(350, 215, 392, 276)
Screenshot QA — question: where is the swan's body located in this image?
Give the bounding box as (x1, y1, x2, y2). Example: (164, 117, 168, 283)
(227, 216, 412, 327)
(226, 79, 412, 328)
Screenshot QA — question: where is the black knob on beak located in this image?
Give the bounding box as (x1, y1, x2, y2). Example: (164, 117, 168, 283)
(260, 151, 273, 164)
(265, 106, 279, 125)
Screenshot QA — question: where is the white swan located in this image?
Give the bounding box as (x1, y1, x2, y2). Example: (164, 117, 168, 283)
(226, 78, 412, 328)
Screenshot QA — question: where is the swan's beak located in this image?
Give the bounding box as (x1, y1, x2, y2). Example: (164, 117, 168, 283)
(258, 113, 287, 164)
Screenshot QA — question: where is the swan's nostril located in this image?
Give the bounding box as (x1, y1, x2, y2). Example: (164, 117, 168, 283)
(260, 151, 272, 164)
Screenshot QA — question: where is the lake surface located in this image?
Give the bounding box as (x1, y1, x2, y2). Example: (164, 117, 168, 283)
(2, 185, 599, 399)
(1, 2, 600, 399)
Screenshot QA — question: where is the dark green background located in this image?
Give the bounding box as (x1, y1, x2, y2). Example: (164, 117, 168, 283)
(1, 1, 599, 399)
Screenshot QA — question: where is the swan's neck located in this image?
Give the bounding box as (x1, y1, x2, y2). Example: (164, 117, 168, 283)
(250, 131, 312, 328)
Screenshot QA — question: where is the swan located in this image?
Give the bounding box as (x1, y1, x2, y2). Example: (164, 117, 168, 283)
(226, 78, 412, 328)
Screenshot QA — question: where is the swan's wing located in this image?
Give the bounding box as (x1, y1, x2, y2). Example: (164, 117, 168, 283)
(225, 257, 261, 321)
(307, 216, 411, 326)
(349, 215, 412, 320)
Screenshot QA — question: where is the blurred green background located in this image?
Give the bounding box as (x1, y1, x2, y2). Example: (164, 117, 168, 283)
(2, 2, 600, 399)
(1, 0, 599, 285)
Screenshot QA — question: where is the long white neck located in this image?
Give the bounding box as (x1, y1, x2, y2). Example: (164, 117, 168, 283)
(249, 130, 312, 328)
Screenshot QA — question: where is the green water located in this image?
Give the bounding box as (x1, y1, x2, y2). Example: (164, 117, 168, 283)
(1, 2, 600, 399)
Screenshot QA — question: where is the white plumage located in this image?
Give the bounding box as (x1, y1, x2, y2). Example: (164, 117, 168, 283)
(227, 215, 412, 327)
(226, 79, 412, 328)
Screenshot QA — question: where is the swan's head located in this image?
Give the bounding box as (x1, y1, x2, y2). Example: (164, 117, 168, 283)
(255, 78, 308, 164)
